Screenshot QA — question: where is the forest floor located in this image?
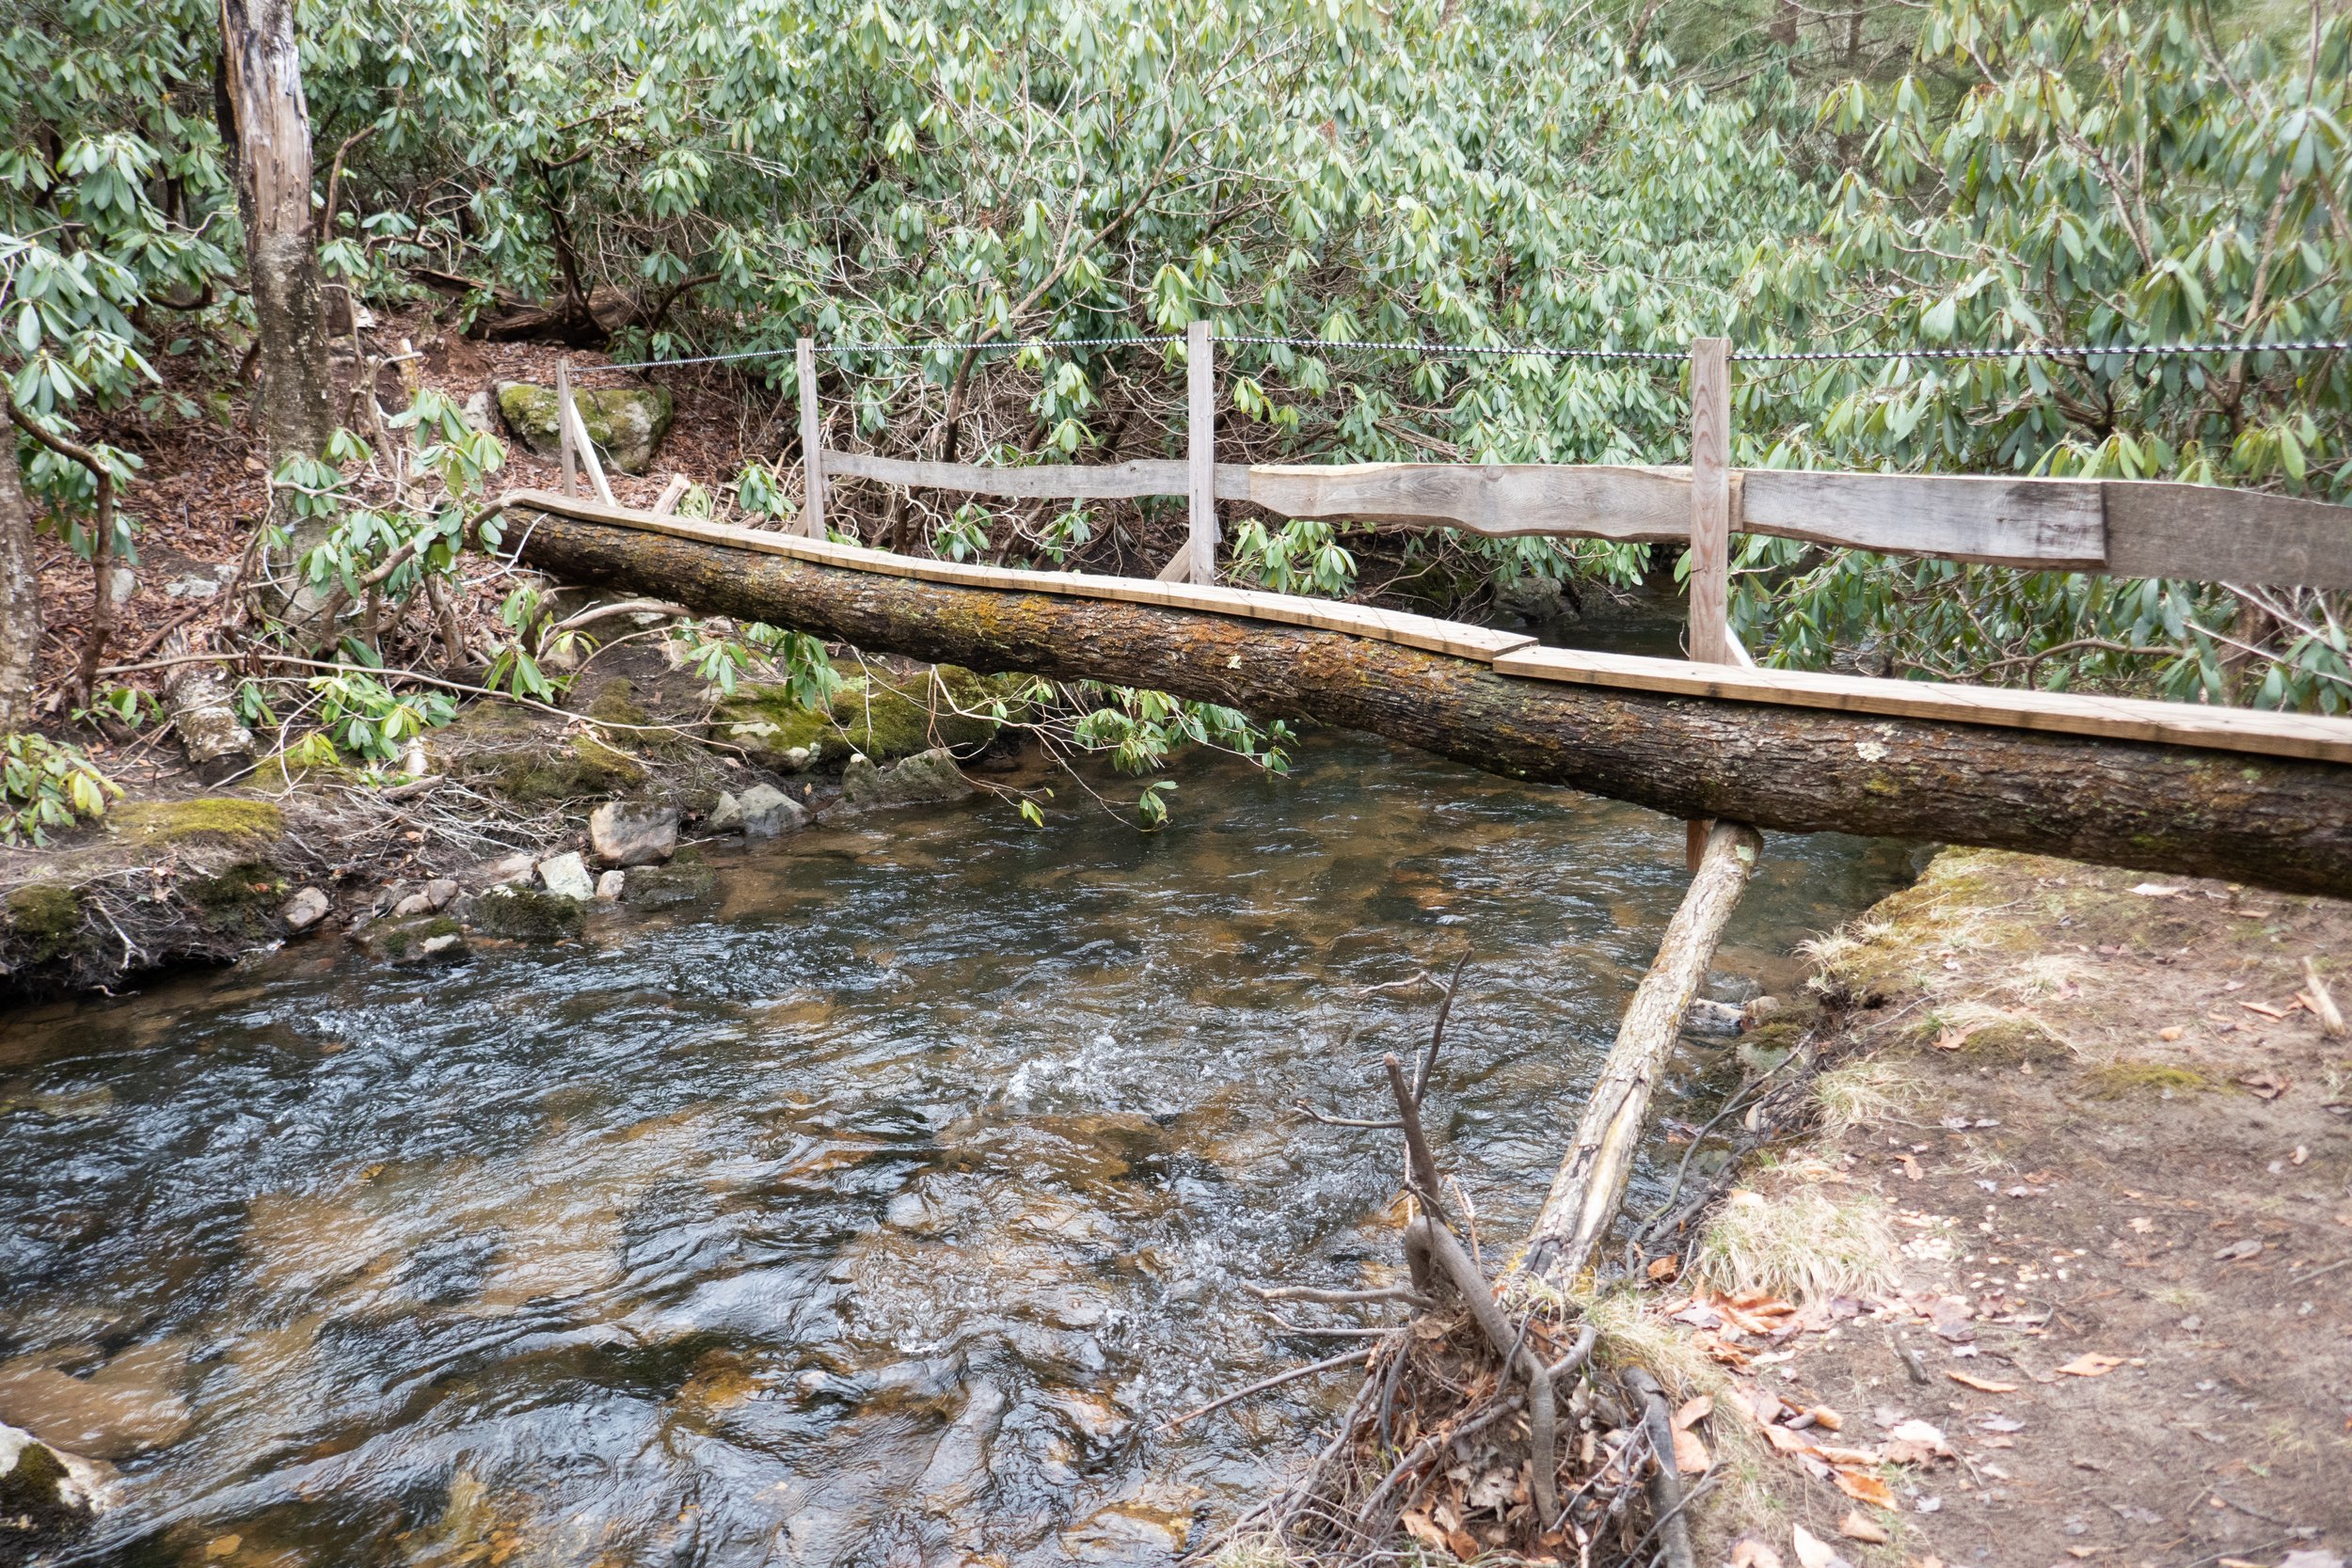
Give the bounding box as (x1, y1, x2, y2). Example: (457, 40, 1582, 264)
(1688, 847, 2352, 1568)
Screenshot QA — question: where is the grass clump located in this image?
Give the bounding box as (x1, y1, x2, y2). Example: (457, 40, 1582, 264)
(1811, 1059, 1915, 1138)
(2085, 1059, 2214, 1097)
(1691, 1185, 1900, 1305)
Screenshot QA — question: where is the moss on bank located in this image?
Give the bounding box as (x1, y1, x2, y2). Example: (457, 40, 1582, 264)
(5, 883, 84, 963)
(109, 797, 286, 848)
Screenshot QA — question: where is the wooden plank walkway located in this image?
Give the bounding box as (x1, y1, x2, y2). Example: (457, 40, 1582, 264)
(501, 488, 2352, 767)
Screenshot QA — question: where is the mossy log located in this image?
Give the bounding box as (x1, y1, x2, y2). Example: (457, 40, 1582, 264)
(513, 512, 2352, 897)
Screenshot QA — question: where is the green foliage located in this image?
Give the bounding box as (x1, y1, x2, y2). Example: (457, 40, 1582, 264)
(0, 732, 119, 844)
(1731, 0, 2352, 703)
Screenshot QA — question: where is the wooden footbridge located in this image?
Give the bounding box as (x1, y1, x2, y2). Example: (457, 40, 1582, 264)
(512, 325, 2352, 902)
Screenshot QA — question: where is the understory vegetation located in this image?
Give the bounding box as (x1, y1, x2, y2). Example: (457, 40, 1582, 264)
(1, 0, 2347, 830)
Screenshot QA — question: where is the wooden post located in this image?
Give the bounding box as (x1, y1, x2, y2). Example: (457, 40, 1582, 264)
(1186, 320, 1216, 584)
(1686, 336, 1733, 870)
(797, 337, 826, 541)
(557, 359, 578, 498)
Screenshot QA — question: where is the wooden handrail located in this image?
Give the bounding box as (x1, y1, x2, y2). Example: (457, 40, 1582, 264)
(810, 449, 2352, 588)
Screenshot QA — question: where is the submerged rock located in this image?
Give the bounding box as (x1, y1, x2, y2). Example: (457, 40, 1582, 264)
(622, 847, 716, 909)
(840, 749, 974, 811)
(494, 381, 675, 474)
(0, 1422, 112, 1558)
(588, 802, 677, 866)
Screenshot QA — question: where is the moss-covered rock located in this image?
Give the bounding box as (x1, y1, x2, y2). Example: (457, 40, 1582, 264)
(108, 797, 286, 850)
(494, 381, 675, 474)
(431, 702, 647, 803)
(4, 883, 84, 963)
(359, 913, 469, 965)
(0, 1429, 101, 1555)
(712, 666, 1016, 773)
(470, 884, 588, 942)
(625, 846, 717, 909)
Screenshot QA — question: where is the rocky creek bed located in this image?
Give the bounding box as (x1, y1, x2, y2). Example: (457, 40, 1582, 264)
(0, 727, 1915, 1567)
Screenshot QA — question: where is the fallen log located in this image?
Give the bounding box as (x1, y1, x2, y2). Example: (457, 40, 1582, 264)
(1514, 821, 1764, 1291)
(509, 504, 2352, 897)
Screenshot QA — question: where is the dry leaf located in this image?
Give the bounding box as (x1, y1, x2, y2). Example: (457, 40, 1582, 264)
(2213, 1238, 2264, 1261)
(2130, 883, 2185, 897)
(1763, 1422, 1819, 1454)
(1647, 1254, 1679, 1281)
(1791, 1522, 1852, 1568)
(1833, 1466, 1898, 1509)
(2239, 1000, 2289, 1020)
(1674, 1427, 1711, 1474)
(2239, 1071, 2289, 1100)
(1731, 1539, 1788, 1568)
(1806, 1405, 1844, 1432)
(2159, 1024, 2185, 1041)
(2058, 1353, 2125, 1378)
(1400, 1510, 1449, 1555)
(1947, 1370, 2019, 1393)
(1898, 1153, 1923, 1180)
(1839, 1511, 1893, 1544)
(1674, 1395, 1714, 1430)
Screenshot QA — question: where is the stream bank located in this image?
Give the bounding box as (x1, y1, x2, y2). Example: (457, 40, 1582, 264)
(1667, 848, 2351, 1568)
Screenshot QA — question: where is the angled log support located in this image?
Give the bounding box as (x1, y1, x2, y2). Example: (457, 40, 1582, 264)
(508, 506, 2352, 897)
(1513, 821, 1764, 1291)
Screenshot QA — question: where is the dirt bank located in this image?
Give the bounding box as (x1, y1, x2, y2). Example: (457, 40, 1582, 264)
(1677, 848, 2350, 1568)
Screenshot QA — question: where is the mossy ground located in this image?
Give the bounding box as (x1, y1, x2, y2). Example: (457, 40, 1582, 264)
(471, 886, 587, 942)
(108, 797, 286, 849)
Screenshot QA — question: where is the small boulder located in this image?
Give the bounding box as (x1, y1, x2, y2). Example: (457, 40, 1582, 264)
(537, 851, 596, 902)
(624, 849, 715, 909)
(280, 887, 329, 932)
(737, 783, 807, 839)
(493, 381, 675, 474)
(707, 791, 745, 832)
(390, 890, 434, 918)
(476, 851, 537, 887)
(588, 802, 678, 867)
(596, 870, 626, 901)
(840, 748, 974, 811)
(470, 884, 586, 942)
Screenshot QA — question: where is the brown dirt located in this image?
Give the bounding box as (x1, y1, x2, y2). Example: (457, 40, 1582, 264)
(1698, 848, 2352, 1568)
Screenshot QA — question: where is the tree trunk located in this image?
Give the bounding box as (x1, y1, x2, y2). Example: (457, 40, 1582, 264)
(0, 408, 38, 731)
(219, 0, 334, 464)
(512, 509, 2352, 898)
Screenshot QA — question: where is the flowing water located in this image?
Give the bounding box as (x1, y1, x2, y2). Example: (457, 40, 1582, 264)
(1, 716, 1914, 1567)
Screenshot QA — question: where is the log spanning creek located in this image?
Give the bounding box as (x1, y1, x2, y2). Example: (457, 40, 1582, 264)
(0, 728, 1915, 1566)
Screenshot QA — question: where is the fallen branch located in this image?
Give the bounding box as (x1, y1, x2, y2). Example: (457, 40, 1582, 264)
(1163, 1345, 1383, 1431)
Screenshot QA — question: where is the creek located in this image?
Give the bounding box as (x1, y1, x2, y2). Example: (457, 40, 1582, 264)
(2, 609, 1915, 1566)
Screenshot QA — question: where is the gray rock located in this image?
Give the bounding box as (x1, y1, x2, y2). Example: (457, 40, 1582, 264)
(421, 877, 460, 911)
(706, 791, 745, 833)
(840, 748, 973, 811)
(1495, 573, 1570, 621)
(738, 783, 807, 839)
(588, 801, 678, 866)
(493, 381, 675, 474)
(479, 851, 537, 887)
(163, 574, 219, 602)
(391, 892, 434, 918)
(280, 887, 330, 932)
(596, 870, 626, 901)
(537, 851, 596, 902)
(392, 930, 469, 966)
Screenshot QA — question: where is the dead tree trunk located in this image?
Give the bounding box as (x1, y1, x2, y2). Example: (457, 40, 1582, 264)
(511, 509, 2352, 898)
(0, 404, 38, 731)
(219, 0, 335, 465)
(1514, 821, 1763, 1291)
